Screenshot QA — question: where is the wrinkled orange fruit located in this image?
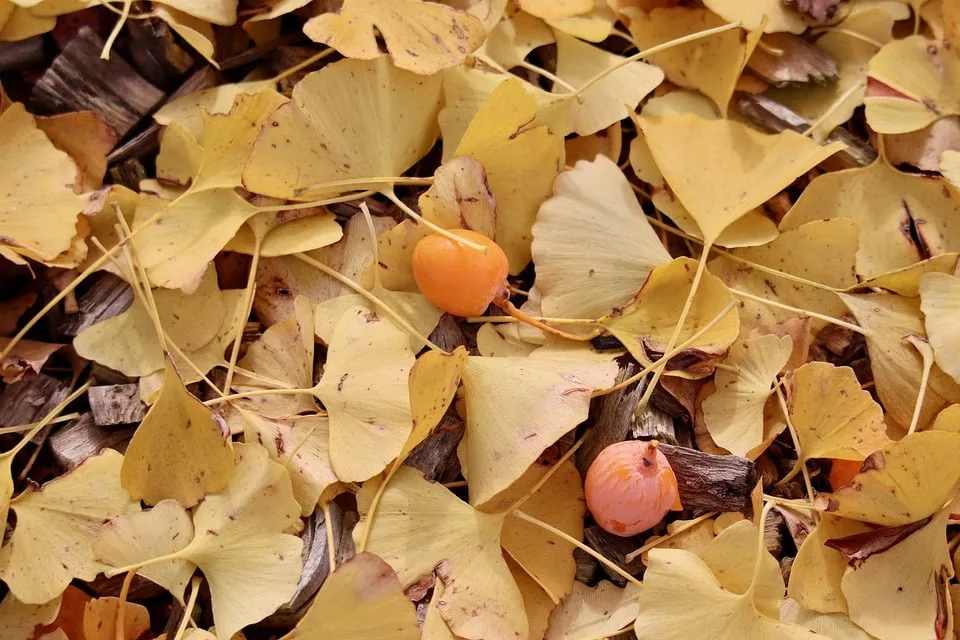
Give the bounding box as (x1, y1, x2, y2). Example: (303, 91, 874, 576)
(584, 440, 682, 537)
(828, 458, 863, 490)
(412, 229, 509, 317)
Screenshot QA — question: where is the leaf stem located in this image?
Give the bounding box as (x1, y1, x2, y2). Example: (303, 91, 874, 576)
(802, 80, 867, 138)
(173, 576, 203, 640)
(293, 252, 444, 352)
(1, 380, 93, 460)
(495, 298, 602, 341)
(203, 386, 317, 406)
(381, 189, 488, 254)
(270, 47, 334, 83)
(745, 501, 776, 599)
(730, 288, 870, 336)
(252, 190, 375, 213)
(904, 335, 933, 436)
(223, 233, 263, 394)
(115, 569, 136, 640)
(624, 511, 717, 563)
(517, 60, 577, 92)
(322, 501, 337, 572)
(502, 436, 586, 516)
(465, 315, 598, 325)
(511, 510, 643, 588)
(774, 385, 817, 517)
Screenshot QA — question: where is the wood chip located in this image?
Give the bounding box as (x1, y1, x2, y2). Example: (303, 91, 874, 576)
(583, 525, 644, 587)
(53, 272, 133, 337)
(747, 34, 838, 87)
(0, 374, 69, 428)
(577, 362, 645, 477)
(404, 415, 464, 483)
(658, 443, 758, 516)
(88, 384, 147, 426)
(0, 37, 45, 72)
(126, 17, 194, 88)
(48, 412, 134, 469)
(31, 27, 165, 137)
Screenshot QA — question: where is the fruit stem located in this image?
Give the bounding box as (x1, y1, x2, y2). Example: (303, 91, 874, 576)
(496, 298, 603, 342)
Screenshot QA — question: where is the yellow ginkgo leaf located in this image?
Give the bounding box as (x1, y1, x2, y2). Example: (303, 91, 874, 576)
(82, 597, 150, 640)
(943, 149, 960, 188)
(702, 0, 807, 32)
(600, 257, 740, 369)
(0, 450, 139, 604)
(481, 10, 554, 68)
(564, 121, 622, 165)
(865, 35, 960, 134)
(241, 412, 340, 515)
(402, 347, 468, 464)
(919, 273, 960, 383)
(839, 292, 960, 428)
(73, 267, 227, 376)
(281, 553, 419, 639)
(234, 296, 317, 418)
(700, 520, 784, 617)
(781, 160, 960, 279)
(121, 359, 234, 508)
(508, 555, 555, 640)
(154, 81, 276, 140)
(482, 461, 584, 604)
(547, 0, 618, 42)
(544, 580, 641, 640)
(780, 599, 875, 640)
(226, 210, 343, 259)
(702, 334, 793, 457)
(461, 355, 617, 505)
(0, 591, 60, 640)
(0, 102, 85, 264)
(633, 548, 813, 639)
(376, 156, 496, 291)
(476, 322, 537, 358)
(453, 78, 564, 273)
(530, 155, 671, 322)
(853, 253, 959, 297)
(785, 362, 890, 478)
(315, 306, 415, 482)
(191, 90, 288, 193)
(243, 56, 442, 199)
(552, 31, 663, 136)
(787, 514, 870, 615)
(814, 431, 960, 526)
(709, 219, 858, 336)
(304, 0, 484, 74)
(520, 0, 591, 19)
(932, 403, 960, 432)
(355, 466, 526, 639)
(156, 122, 202, 187)
(835, 505, 955, 639)
(772, 1, 907, 141)
(624, 7, 758, 115)
(639, 114, 845, 246)
(153, 5, 217, 65)
(133, 190, 260, 291)
(156, 443, 303, 640)
(93, 500, 196, 602)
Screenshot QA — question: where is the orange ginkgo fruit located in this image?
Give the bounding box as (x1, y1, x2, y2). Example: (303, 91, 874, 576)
(584, 440, 682, 537)
(828, 458, 863, 490)
(412, 230, 593, 341)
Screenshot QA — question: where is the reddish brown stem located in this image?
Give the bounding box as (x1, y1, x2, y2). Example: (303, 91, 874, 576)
(495, 298, 602, 342)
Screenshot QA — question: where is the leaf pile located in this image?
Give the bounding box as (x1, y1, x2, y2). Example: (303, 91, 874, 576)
(1, 0, 960, 639)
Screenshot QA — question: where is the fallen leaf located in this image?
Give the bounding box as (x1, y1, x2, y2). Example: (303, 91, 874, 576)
(853, 253, 959, 297)
(121, 358, 234, 508)
(315, 306, 415, 482)
(243, 56, 442, 199)
(702, 334, 793, 457)
(530, 155, 671, 322)
(93, 499, 196, 602)
(0, 339, 65, 383)
(787, 514, 871, 614)
(154, 81, 276, 140)
(814, 431, 960, 526)
(82, 597, 150, 640)
(355, 466, 526, 639)
(780, 599, 875, 639)
(866, 35, 960, 134)
(544, 580, 641, 640)
(919, 272, 960, 383)
(0, 450, 139, 604)
(36, 111, 117, 192)
(784, 362, 890, 478)
(304, 0, 485, 74)
(520, 0, 591, 19)
(600, 257, 740, 370)
(281, 552, 419, 639)
(403, 346, 468, 464)
(0, 102, 86, 264)
(702, 0, 807, 32)
(461, 355, 617, 505)
(0, 591, 60, 640)
(781, 160, 960, 279)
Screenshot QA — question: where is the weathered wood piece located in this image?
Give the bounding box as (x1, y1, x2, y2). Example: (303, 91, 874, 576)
(31, 28, 165, 137)
(126, 17, 194, 87)
(735, 92, 877, 170)
(405, 415, 464, 483)
(0, 374, 69, 428)
(784, 0, 843, 23)
(89, 384, 146, 425)
(108, 66, 219, 164)
(747, 33, 838, 86)
(108, 158, 147, 190)
(632, 404, 677, 443)
(428, 314, 468, 353)
(0, 37, 45, 71)
(583, 525, 644, 587)
(53, 273, 133, 337)
(658, 443, 757, 516)
(577, 362, 645, 477)
(48, 412, 134, 469)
